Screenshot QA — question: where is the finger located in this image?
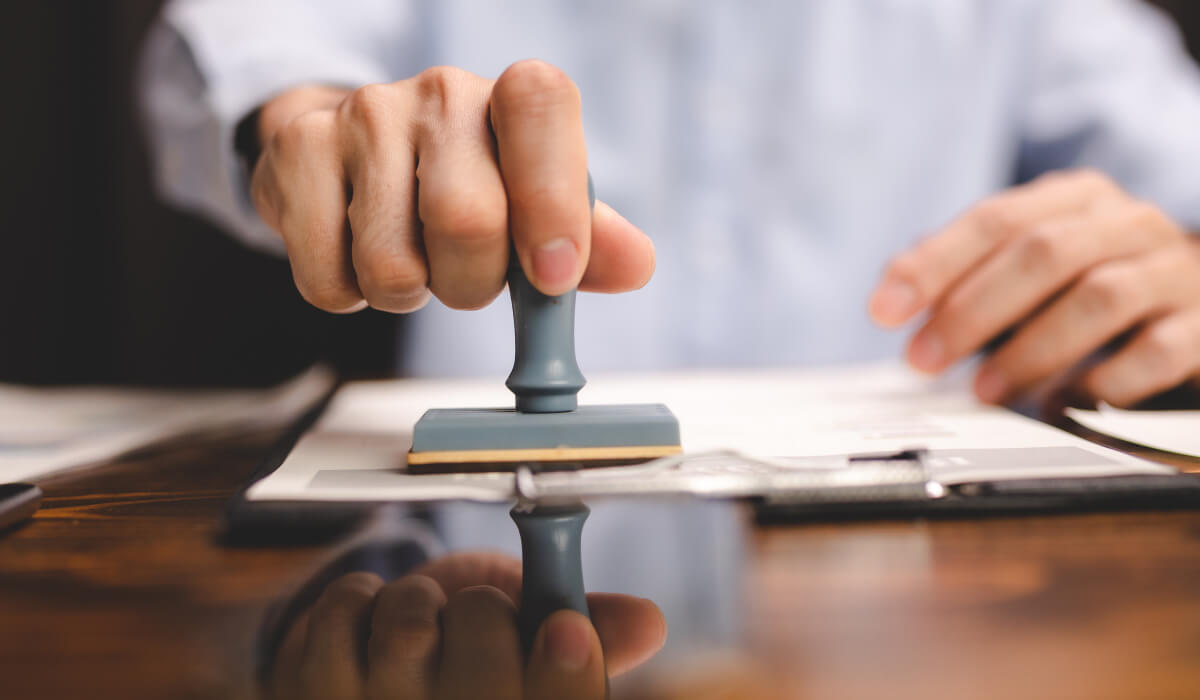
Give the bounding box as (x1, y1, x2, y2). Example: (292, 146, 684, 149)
(300, 572, 384, 700)
(413, 553, 666, 677)
(525, 610, 607, 700)
(870, 169, 1121, 327)
(268, 610, 311, 700)
(255, 110, 365, 313)
(414, 69, 511, 310)
(1083, 307, 1200, 407)
(977, 247, 1200, 402)
(339, 84, 431, 313)
(586, 593, 667, 677)
(437, 585, 523, 700)
(908, 201, 1180, 374)
(413, 551, 523, 602)
(579, 201, 656, 293)
(490, 59, 590, 296)
(365, 574, 446, 700)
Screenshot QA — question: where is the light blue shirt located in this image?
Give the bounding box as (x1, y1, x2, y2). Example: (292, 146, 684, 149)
(139, 3, 1200, 654)
(141, 0, 1200, 377)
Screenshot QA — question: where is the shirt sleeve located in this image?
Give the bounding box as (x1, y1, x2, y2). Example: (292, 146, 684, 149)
(138, 0, 418, 255)
(1016, 0, 1200, 230)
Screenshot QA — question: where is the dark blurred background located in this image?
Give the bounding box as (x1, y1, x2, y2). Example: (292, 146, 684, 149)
(1, 1, 1198, 387)
(0, 2, 398, 387)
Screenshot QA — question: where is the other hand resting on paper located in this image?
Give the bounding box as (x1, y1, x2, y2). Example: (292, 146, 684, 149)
(870, 169, 1200, 407)
(267, 551, 666, 700)
(248, 61, 654, 314)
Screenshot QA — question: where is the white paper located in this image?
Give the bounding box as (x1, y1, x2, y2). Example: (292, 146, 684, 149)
(1066, 404, 1200, 458)
(0, 366, 335, 483)
(247, 363, 1171, 503)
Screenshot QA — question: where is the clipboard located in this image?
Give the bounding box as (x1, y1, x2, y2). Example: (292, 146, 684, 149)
(754, 453, 1200, 523)
(222, 367, 1200, 535)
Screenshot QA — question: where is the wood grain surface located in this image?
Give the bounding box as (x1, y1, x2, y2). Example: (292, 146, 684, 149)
(1, 424, 1198, 699)
(0, 431, 349, 700)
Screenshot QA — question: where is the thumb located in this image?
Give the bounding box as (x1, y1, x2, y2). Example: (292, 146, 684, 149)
(525, 609, 607, 700)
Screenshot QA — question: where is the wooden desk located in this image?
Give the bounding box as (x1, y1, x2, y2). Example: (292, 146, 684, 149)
(2, 428, 1198, 699)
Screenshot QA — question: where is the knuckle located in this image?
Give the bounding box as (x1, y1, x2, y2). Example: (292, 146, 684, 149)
(413, 65, 469, 105)
(970, 199, 1023, 242)
(508, 181, 578, 219)
(330, 571, 384, 596)
(1033, 169, 1072, 185)
(492, 59, 580, 114)
(414, 67, 453, 126)
(1016, 225, 1067, 277)
(289, 250, 362, 312)
(441, 585, 517, 648)
(1067, 167, 1118, 195)
(1124, 198, 1162, 225)
(297, 278, 362, 312)
(408, 66, 489, 139)
(271, 110, 334, 156)
(1123, 199, 1180, 242)
(369, 577, 443, 663)
(315, 572, 381, 614)
(442, 297, 496, 312)
(446, 585, 513, 618)
(1076, 267, 1130, 318)
(338, 83, 398, 135)
(369, 618, 439, 665)
(433, 279, 505, 312)
(420, 188, 508, 243)
(937, 292, 969, 320)
(388, 574, 445, 608)
(290, 254, 363, 312)
(357, 254, 428, 301)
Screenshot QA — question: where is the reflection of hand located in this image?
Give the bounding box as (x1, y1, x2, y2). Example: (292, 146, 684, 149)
(870, 170, 1200, 406)
(268, 552, 667, 699)
(250, 61, 654, 315)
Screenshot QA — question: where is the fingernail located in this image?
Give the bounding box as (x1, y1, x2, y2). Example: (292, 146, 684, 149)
(543, 612, 592, 673)
(532, 238, 579, 291)
(871, 279, 918, 325)
(908, 332, 945, 372)
(975, 367, 1008, 403)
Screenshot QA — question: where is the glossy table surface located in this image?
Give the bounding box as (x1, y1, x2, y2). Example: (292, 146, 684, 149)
(2, 416, 1198, 700)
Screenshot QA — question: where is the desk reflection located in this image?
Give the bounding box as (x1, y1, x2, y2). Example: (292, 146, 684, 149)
(264, 500, 771, 699)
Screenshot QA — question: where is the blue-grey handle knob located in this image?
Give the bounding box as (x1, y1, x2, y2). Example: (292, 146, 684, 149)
(504, 176, 595, 413)
(511, 503, 590, 652)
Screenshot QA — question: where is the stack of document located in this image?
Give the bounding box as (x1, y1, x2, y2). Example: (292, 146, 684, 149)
(1067, 404, 1200, 459)
(246, 363, 1175, 505)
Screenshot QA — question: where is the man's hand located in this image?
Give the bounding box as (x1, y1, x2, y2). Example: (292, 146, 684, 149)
(268, 552, 667, 700)
(250, 61, 655, 314)
(869, 169, 1200, 406)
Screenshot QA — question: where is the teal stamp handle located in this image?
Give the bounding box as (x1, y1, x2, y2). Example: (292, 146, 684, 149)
(504, 175, 595, 413)
(511, 503, 591, 652)
(506, 175, 595, 654)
